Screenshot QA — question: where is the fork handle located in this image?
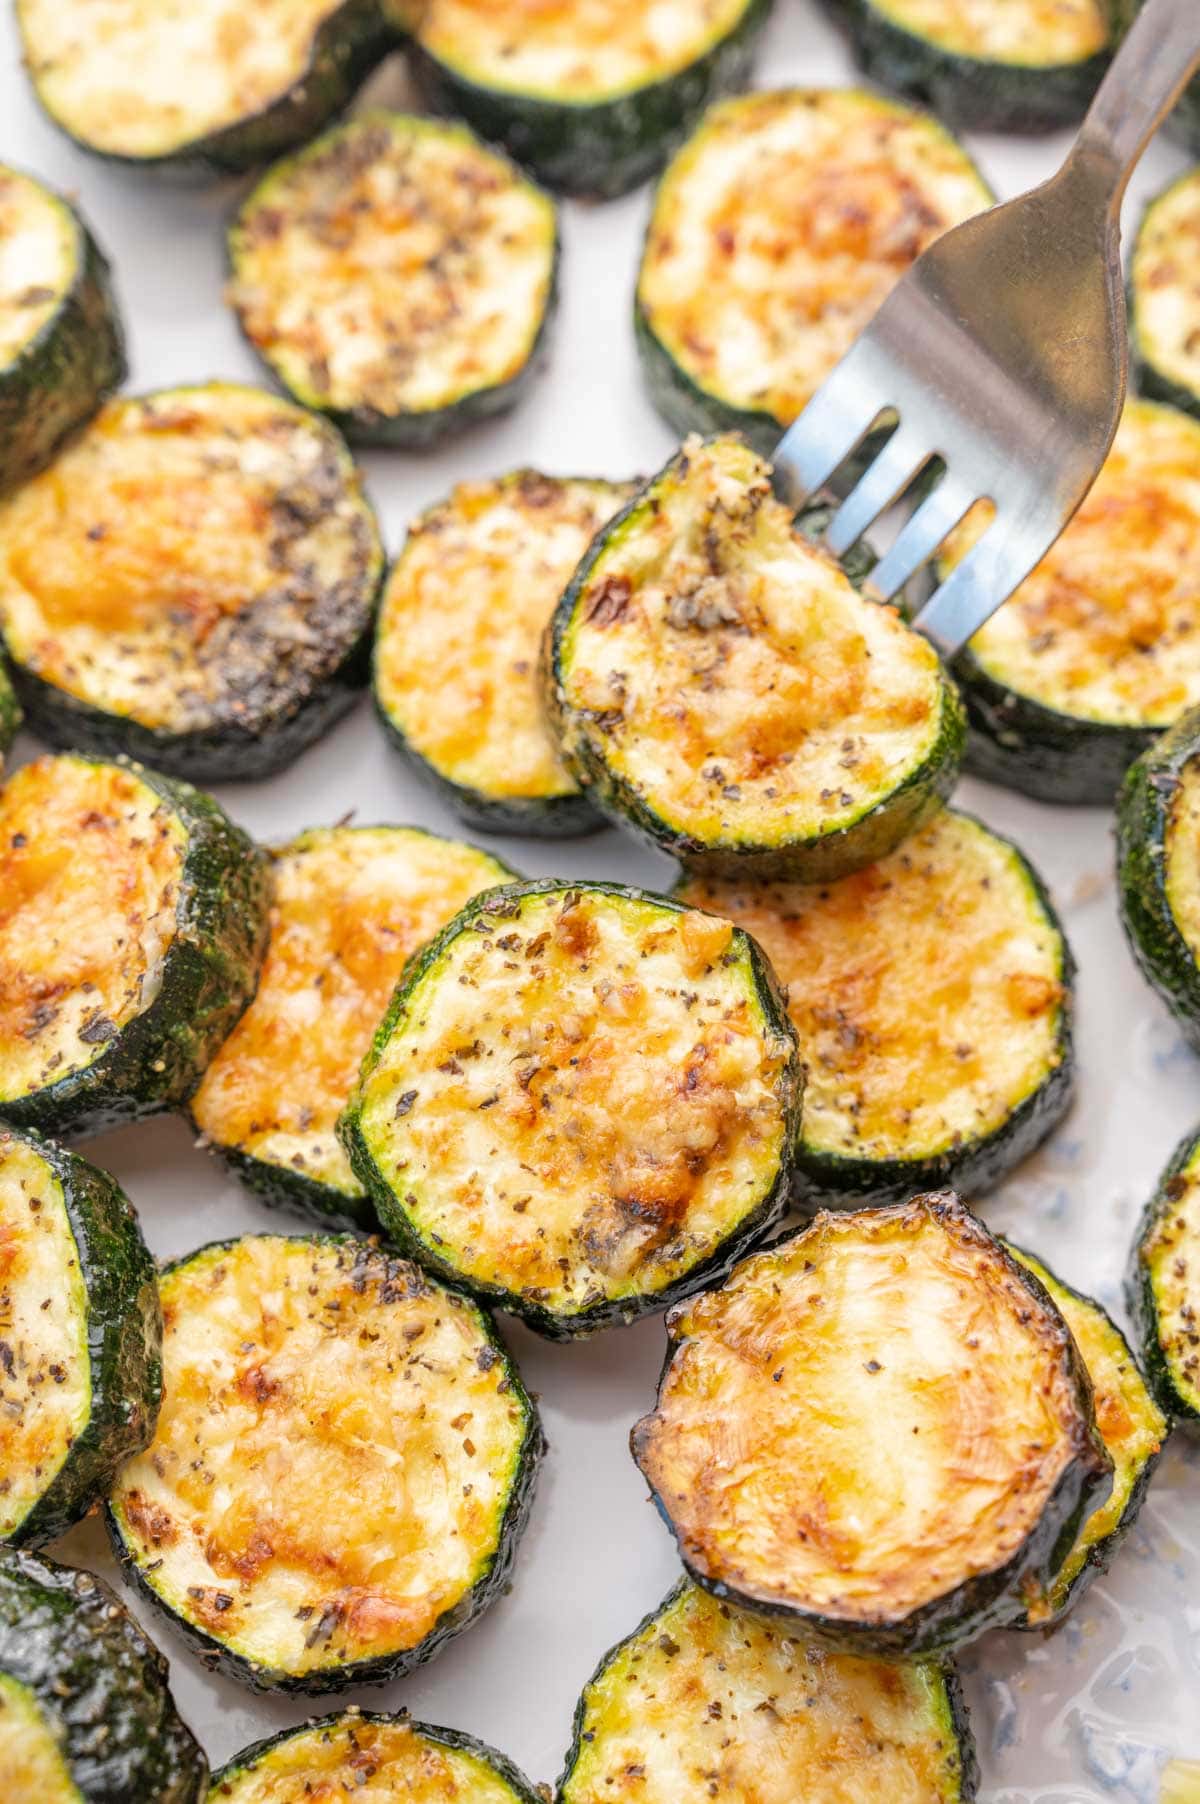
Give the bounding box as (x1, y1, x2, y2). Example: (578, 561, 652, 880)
(1075, 0, 1200, 203)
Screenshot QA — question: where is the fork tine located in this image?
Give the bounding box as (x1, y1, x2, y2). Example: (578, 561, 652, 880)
(865, 477, 977, 602)
(823, 427, 932, 556)
(911, 511, 1055, 658)
(773, 353, 893, 504)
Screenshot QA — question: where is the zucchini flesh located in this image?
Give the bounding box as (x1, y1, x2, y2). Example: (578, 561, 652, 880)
(0, 1669, 82, 1800)
(340, 879, 801, 1339)
(190, 826, 516, 1228)
(211, 1712, 542, 1802)
(0, 165, 75, 366)
(547, 434, 964, 881)
(228, 113, 558, 447)
(636, 89, 990, 447)
(1117, 706, 1200, 1051)
(678, 808, 1073, 1203)
(375, 472, 631, 834)
(109, 1235, 541, 1693)
(559, 1581, 977, 1802)
(632, 1193, 1114, 1657)
(1129, 1127, 1200, 1420)
(0, 383, 383, 782)
(1131, 170, 1200, 422)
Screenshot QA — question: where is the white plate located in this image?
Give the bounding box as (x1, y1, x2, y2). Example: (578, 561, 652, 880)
(1, 6, 1197, 1799)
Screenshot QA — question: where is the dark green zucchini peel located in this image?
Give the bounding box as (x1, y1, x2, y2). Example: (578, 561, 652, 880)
(1117, 706, 1200, 1052)
(1131, 170, 1200, 422)
(1128, 1125, 1200, 1421)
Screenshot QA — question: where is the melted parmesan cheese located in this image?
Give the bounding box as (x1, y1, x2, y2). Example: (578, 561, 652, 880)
(638, 90, 989, 427)
(192, 828, 511, 1197)
(634, 1198, 1104, 1627)
(229, 114, 557, 420)
(1166, 753, 1200, 967)
(562, 1584, 966, 1803)
(16, 0, 349, 159)
(216, 1715, 528, 1803)
(0, 1674, 80, 1803)
(0, 167, 75, 370)
(870, 0, 1107, 63)
(952, 402, 1200, 725)
(680, 810, 1066, 1165)
(415, 0, 752, 100)
(0, 385, 380, 739)
(0, 757, 187, 1105)
(1139, 1148, 1200, 1416)
(355, 885, 796, 1320)
(376, 473, 630, 804)
(557, 436, 947, 851)
(110, 1238, 532, 1681)
(1133, 172, 1200, 402)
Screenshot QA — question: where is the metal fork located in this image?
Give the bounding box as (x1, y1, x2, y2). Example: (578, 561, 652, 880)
(774, 0, 1200, 658)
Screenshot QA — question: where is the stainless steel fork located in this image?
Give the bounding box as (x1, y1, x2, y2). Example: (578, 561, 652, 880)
(773, 0, 1200, 658)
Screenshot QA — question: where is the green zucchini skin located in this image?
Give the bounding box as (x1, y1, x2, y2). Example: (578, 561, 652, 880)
(1116, 708, 1200, 1054)
(0, 668, 18, 766)
(1130, 172, 1200, 424)
(633, 302, 780, 457)
(0, 1544, 207, 1802)
(1106, 0, 1200, 153)
(210, 1712, 543, 1802)
(0, 1126, 161, 1548)
(0, 758, 270, 1140)
(1127, 1126, 1200, 1421)
(376, 736, 604, 839)
(405, 0, 773, 200)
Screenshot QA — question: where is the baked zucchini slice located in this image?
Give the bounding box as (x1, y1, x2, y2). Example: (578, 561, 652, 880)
(210, 1712, 542, 1803)
(190, 826, 517, 1229)
(0, 753, 269, 1140)
(109, 1234, 541, 1693)
(558, 1580, 978, 1802)
(1004, 1244, 1166, 1627)
(678, 808, 1074, 1205)
(635, 89, 990, 451)
(945, 401, 1200, 804)
(228, 114, 558, 448)
(15, 0, 389, 175)
(546, 434, 964, 881)
(631, 1193, 1114, 1657)
(0, 384, 383, 783)
(1106, 1, 1200, 155)
(1116, 707, 1200, 1051)
(0, 1544, 207, 1802)
(823, 0, 1109, 135)
(0, 1126, 160, 1547)
(1129, 1126, 1200, 1420)
(340, 879, 801, 1339)
(0, 164, 124, 496)
(1131, 170, 1200, 422)
(398, 0, 773, 200)
(375, 472, 632, 835)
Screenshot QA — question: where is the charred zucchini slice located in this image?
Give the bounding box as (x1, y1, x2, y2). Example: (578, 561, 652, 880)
(109, 1234, 541, 1693)
(375, 471, 632, 835)
(210, 1712, 542, 1803)
(228, 114, 558, 448)
(632, 1193, 1114, 1657)
(635, 89, 990, 451)
(191, 826, 517, 1229)
(340, 879, 801, 1339)
(398, 0, 773, 200)
(0, 384, 383, 783)
(15, 0, 389, 174)
(1106, 1, 1200, 155)
(559, 1581, 978, 1803)
(1131, 170, 1200, 422)
(678, 809, 1074, 1205)
(0, 1126, 160, 1548)
(0, 1544, 207, 1802)
(546, 434, 964, 881)
(0, 753, 269, 1140)
(0, 164, 124, 496)
(1116, 707, 1200, 1052)
(945, 401, 1200, 804)
(824, 0, 1109, 134)
(1129, 1125, 1200, 1420)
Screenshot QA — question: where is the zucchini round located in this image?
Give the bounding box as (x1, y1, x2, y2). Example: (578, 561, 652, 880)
(1128, 1125, 1200, 1420)
(631, 1193, 1114, 1657)
(678, 808, 1074, 1205)
(1105, 1, 1200, 155)
(0, 164, 124, 496)
(190, 826, 517, 1230)
(823, 0, 1109, 135)
(1005, 1244, 1166, 1627)
(108, 1234, 542, 1694)
(398, 0, 773, 200)
(558, 1580, 978, 1803)
(15, 0, 389, 175)
(1131, 170, 1200, 423)
(0, 1544, 207, 1802)
(375, 472, 632, 835)
(546, 434, 965, 881)
(1116, 706, 1200, 1052)
(210, 1711, 542, 1803)
(0, 384, 383, 783)
(945, 400, 1200, 804)
(340, 879, 801, 1339)
(228, 113, 559, 448)
(0, 1126, 160, 1548)
(635, 89, 990, 452)
(0, 752, 269, 1140)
